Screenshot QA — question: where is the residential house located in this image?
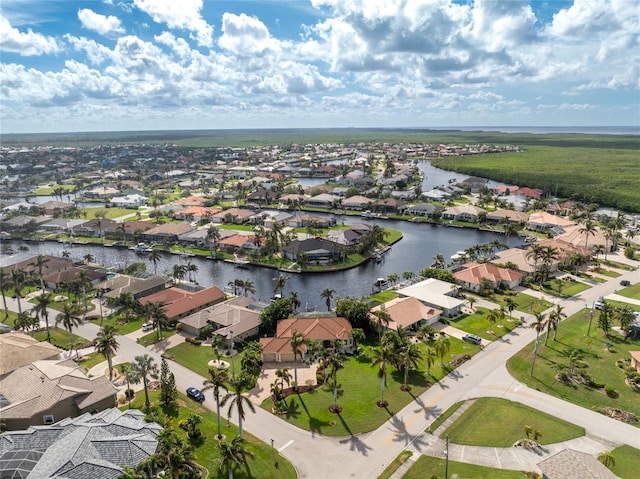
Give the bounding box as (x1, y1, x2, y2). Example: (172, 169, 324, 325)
(110, 193, 148, 208)
(397, 278, 465, 318)
(39, 201, 75, 216)
(38, 218, 86, 234)
(492, 248, 538, 275)
(282, 237, 344, 263)
(0, 359, 117, 430)
(374, 198, 407, 214)
(97, 274, 167, 301)
(0, 332, 60, 378)
(72, 218, 119, 238)
(306, 193, 340, 208)
(260, 316, 352, 362)
(247, 189, 278, 206)
(174, 195, 209, 207)
(254, 211, 293, 229)
(43, 265, 108, 291)
(174, 206, 221, 222)
(287, 213, 335, 229)
(139, 286, 226, 321)
(370, 297, 442, 332)
(630, 351, 640, 373)
(327, 227, 367, 248)
(211, 208, 255, 224)
(555, 224, 608, 251)
(178, 228, 210, 247)
(217, 232, 260, 254)
(341, 195, 373, 211)
(179, 296, 262, 339)
(442, 204, 486, 222)
(0, 409, 162, 479)
(1, 215, 51, 234)
(85, 186, 119, 198)
(485, 209, 530, 224)
(141, 222, 196, 244)
(405, 203, 444, 218)
(526, 212, 576, 233)
(454, 261, 525, 292)
(535, 238, 592, 268)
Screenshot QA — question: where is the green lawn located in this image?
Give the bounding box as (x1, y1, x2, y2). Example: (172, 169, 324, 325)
(76, 351, 106, 370)
(91, 313, 147, 335)
(451, 307, 521, 340)
(541, 277, 591, 298)
(492, 292, 553, 314)
(427, 401, 464, 434)
(616, 282, 640, 301)
(600, 259, 637, 271)
(443, 398, 584, 446)
(590, 267, 622, 279)
(80, 206, 137, 220)
(167, 340, 245, 379)
(609, 444, 640, 479)
(260, 339, 480, 436)
(33, 327, 91, 350)
(507, 309, 640, 424)
(138, 328, 177, 347)
(403, 455, 530, 479)
(125, 391, 296, 479)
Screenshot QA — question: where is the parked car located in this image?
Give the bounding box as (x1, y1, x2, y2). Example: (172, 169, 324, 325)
(142, 322, 153, 332)
(462, 334, 482, 345)
(186, 387, 205, 402)
(594, 301, 605, 310)
(620, 280, 631, 286)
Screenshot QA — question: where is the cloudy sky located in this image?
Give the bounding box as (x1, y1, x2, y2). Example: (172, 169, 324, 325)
(1, 0, 638, 133)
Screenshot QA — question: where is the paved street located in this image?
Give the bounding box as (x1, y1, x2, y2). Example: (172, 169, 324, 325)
(3, 252, 639, 478)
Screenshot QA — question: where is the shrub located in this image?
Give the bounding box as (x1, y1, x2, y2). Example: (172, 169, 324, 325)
(175, 323, 183, 331)
(604, 385, 618, 398)
(185, 337, 202, 346)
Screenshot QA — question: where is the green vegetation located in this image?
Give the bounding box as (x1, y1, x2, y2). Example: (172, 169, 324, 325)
(166, 341, 245, 379)
(80, 206, 135, 220)
(616, 282, 640, 301)
(377, 450, 412, 479)
(33, 327, 90, 350)
(403, 455, 529, 479)
(507, 309, 640, 422)
(491, 292, 553, 314)
(451, 307, 520, 340)
(77, 351, 106, 370)
(443, 398, 584, 446)
(427, 400, 464, 433)
(138, 328, 177, 347)
(609, 444, 640, 479)
(260, 339, 479, 436)
(540, 277, 591, 297)
(125, 390, 295, 479)
(432, 144, 640, 212)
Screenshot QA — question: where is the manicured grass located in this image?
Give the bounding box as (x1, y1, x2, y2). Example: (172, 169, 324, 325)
(77, 351, 106, 370)
(89, 313, 147, 334)
(378, 450, 412, 479)
(403, 455, 529, 479)
(369, 291, 399, 303)
(33, 327, 91, 350)
(492, 292, 553, 314)
(600, 259, 637, 271)
(616, 282, 640, 301)
(260, 338, 480, 436)
(1, 310, 19, 327)
(80, 206, 137, 220)
(451, 307, 520, 340)
(507, 309, 640, 423)
(541, 277, 591, 297)
(609, 444, 640, 479)
(138, 328, 177, 347)
(443, 398, 585, 446)
(427, 400, 464, 434)
(167, 341, 245, 379)
(590, 267, 622, 279)
(125, 391, 296, 479)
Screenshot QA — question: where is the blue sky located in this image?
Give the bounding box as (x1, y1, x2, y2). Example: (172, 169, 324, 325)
(1, 0, 638, 133)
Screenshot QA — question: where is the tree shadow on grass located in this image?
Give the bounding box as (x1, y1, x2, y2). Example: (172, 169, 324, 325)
(296, 393, 330, 436)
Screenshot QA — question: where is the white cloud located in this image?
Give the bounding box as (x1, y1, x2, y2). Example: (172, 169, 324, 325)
(218, 13, 280, 57)
(133, 0, 213, 47)
(0, 14, 60, 56)
(65, 34, 113, 65)
(78, 8, 124, 36)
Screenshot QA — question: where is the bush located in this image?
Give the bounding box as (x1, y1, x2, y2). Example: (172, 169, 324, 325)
(125, 388, 134, 399)
(587, 378, 605, 389)
(185, 337, 202, 346)
(604, 385, 619, 398)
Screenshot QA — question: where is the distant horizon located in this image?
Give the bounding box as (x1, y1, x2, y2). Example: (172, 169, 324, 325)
(1, 125, 639, 138)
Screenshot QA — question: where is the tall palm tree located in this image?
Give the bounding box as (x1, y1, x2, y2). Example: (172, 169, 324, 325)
(529, 312, 546, 376)
(207, 225, 221, 257)
(33, 292, 53, 343)
(548, 304, 566, 341)
(95, 325, 119, 380)
(56, 303, 83, 346)
(399, 342, 422, 391)
(578, 219, 597, 249)
(272, 274, 290, 296)
(242, 279, 256, 297)
(327, 348, 345, 412)
(130, 354, 159, 409)
(118, 363, 133, 408)
(289, 291, 301, 312)
(221, 376, 256, 438)
(0, 267, 9, 320)
(371, 344, 391, 407)
(30, 254, 50, 290)
(290, 330, 306, 392)
(202, 366, 230, 440)
(434, 333, 451, 366)
(504, 297, 516, 322)
(320, 288, 335, 311)
(148, 249, 162, 275)
(145, 301, 168, 341)
(83, 253, 95, 264)
(370, 308, 391, 339)
(597, 450, 616, 469)
(526, 244, 544, 280)
(217, 435, 254, 479)
(76, 269, 91, 316)
(424, 345, 437, 375)
(486, 309, 500, 334)
(10, 268, 29, 314)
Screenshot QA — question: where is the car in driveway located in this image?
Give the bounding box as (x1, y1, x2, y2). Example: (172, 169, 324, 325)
(620, 280, 631, 286)
(142, 322, 153, 332)
(594, 301, 605, 310)
(462, 334, 482, 345)
(186, 387, 205, 402)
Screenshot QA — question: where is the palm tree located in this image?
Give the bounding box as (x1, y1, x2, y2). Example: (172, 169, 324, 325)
(486, 309, 499, 334)
(82, 253, 95, 264)
(242, 279, 256, 297)
(33, 292, 53, 343)
(0, 267, 9, 320)
(15, 311, 37, 335)
(30, 254, 50, 290)
(370, 308, 391, 340)
(434, 333, 451, 366)
(221, 376, 256, 438)
(130, 354, 159, 409)
(10, 268, 29, 314)
(186, 261, 198, 283)
(327, 348, 345, 412)
(119, 363, 133, 408)
(155, 428, 201, 479)
(529, 312, 546, 376)
(424, 345, 437, 375)
(505, 297, 516, 322)
(526, 244, 544, 280)
(76, 269, 91, 316)
(56, 303, 83, 346)
(371, 344, 391, 407)
(399, 342, 422, 391)
(207, 225, 221, 257)
(61, 250, 71, 258)
(548, 304, 566, 341)
(202, 366, 230, 440)
(290, 330, 306, 392)
(579, 219, 598, 249)
(217, 435, 254, 479)
(272, 274, 290, 296)
(148, 249, 162, 275)
(320, 288, 335, 311)
(467, 296, 477, 312)
(145, 301, 168, 341)
(289, 291, 301, 312)
(598, 450, 616, 469)
(95, 325, 119, 380)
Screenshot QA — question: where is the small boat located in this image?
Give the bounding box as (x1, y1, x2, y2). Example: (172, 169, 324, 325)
(372, 278, 388, 290)
(132, 242, 153, 254)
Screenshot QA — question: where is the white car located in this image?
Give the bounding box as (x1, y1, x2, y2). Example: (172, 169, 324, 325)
(142, 322, 153, 332)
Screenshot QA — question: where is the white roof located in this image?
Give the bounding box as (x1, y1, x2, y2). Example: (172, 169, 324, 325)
(397, 278, 465, 310)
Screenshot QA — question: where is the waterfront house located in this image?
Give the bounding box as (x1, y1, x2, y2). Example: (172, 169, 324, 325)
(179, 296, 262, 340)
(282, 237, 344, 263)
(211, 207, 255, 224)
(110, 193, 148, 208)
(139, 285, 226, 321)
(341, 195, 374, 211)
(39, 200, 75, 216)
(485, 209, 530, 224)
(454, 261, 525, 292)
(43, 265, 108, 291)
(370, 297, 442, 331)
(260, 316, 352, 362)
(526, 211, 576, 233)
(98, 274, 168, 301)
(306, 193, 340, 208)
(405, 203, 444, 217)
(442, 204, 486, 222)
(287, 213, 335, 229)
(397, 278, 465, 318)
(140, 222, 196, 244)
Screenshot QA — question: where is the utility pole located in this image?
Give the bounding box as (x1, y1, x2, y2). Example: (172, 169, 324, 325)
(587, 302, 594, 337)
(445, 435, 449, 479)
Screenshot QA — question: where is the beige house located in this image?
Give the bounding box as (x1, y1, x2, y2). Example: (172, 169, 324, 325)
(630, 351, 640, 373)
(179, 296, 262, 340)
(537, 449, 619, 479)
(454, 261, 525, 292)
(370, 297, 442, 332)
(0, 359, 117, 431)
(0, 331, 60, 378)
